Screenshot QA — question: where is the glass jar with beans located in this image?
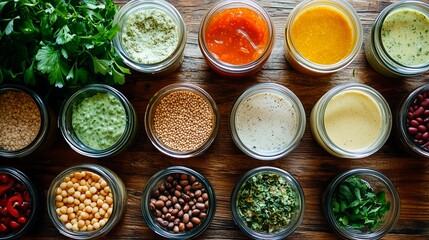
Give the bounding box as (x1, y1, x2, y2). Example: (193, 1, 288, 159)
(0, 84, 52, 158)
(141, 166, 216, 239)
(47, 164, 126, 239)
(0, 167, 41, 239)
(396, 85, 429, 158)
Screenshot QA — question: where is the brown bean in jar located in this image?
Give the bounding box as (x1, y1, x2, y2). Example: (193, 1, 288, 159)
(141, 166, 216, 239)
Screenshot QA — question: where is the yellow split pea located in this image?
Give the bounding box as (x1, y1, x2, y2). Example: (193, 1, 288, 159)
(55, 171, 113, 232)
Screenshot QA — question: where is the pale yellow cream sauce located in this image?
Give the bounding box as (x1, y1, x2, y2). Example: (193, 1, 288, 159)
(324, 90, 382, 151)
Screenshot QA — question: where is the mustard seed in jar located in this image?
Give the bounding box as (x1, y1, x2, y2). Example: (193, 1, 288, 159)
(153, 90, 214, 152)
(54, 171, 113, 232)
(0, 91, 41, 151)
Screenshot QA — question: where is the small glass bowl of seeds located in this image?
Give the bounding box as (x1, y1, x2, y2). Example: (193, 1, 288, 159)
(396, 84, 429, 158)
(230, 166, 305, 239)
(47, 164, 127, 239)
(144, 83, 220, 158)
(0, 84, 51, 158)
(322, 168, 400, 240)
(141, 166, 216, 239)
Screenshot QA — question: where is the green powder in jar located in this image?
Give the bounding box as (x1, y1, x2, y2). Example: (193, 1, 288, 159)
(72, 93, 126, 150)
(122, 9, 179, 64)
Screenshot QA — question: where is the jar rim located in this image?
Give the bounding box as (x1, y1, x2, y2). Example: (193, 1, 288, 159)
(112, 0, 187, 74)
(323, 168, 400, 239)
(0, 84, 50, 158)
(230, 166, 305, 239)
(47, 164, 126, 239)
(285, 0, 363, 74)
(59, 84, 137, 158)
(141, 166, 216, 239)
(229, 83, 306, 160)
(144, 83, 220, 158)
(311, 83, 392, 158)
(370, 0, 429, 76)
(198, 0, 275, 75)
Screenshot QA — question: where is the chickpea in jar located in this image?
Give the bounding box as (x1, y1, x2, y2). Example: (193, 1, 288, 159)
(54, 171, 113, 232)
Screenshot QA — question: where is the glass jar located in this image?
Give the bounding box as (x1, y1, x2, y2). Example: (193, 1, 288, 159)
(310, 83, 392, 158)
(229, 83, 306, 160)
(0, 167, 41, 239)
(198, 0, 275, 77)
(59, 84, 137, 158)
(0, 84, 51, 158)
(323, 168, 400, 240)
(365, 1, 429, 78)
(141, 166, 216, 239)
(230, 166, 305, 239)
(396, 84, 429, 158)
(284, 0, 363, 75)
(113, 0, 187, 75)
(145, 83, 220, 158)
(47, 164, 127, 239)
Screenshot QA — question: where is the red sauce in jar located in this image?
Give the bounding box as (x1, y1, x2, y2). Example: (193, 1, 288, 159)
(205, 7, 270, 65)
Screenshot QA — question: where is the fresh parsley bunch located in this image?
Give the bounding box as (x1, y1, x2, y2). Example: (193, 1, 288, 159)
(0, 0, 130, 87)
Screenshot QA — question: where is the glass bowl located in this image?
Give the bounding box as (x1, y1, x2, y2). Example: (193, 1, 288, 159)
(310, 83, 392, 158)
(322, 168, 400, 240)
(141, 166, 216, 239)
(0, 167, 41, 239)
(145, 83, 220, 158)
(0, 84, 51, 158)
(229, 83, 306, 160)
(47, 164, 127, 239)
(59, 84, 137, 158)
(113, 0, 187, 75)
(396, 84, 429, 158)
(230, 166, 305, 239)
(284, 0, 363, 75)
(198, 0, 275, 76)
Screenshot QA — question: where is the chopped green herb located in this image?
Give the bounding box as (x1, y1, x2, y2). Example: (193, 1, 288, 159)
(0, 0, 130, 87)
(332, 176, 391, 232)
(236, 172, 298, 233)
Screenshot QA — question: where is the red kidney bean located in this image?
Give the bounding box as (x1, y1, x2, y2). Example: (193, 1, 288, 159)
(407, 90, 429, 150)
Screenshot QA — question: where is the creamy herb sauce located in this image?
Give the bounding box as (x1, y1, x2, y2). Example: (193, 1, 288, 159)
(235, 92, 297, 154)
(72, 93, 126, 150)
(324, 90, 382, 151)
(122, 9, 179, 64)
(381, 8, 429, 66)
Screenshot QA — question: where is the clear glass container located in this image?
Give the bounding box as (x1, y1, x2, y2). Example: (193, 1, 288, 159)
(395, 84, 429, 158)
(47, 164, 127, 240)
(310, 83, 392, 158)
(229, 83, 306, 160)
(141, 166, 216, 239)
(198, 0, 275, 77)
(113, 0, 187, 75)
(0, 84, 51, 158)
(145, 83, 220, 158)
(284, 0, 363, 75)
(59, 84, 137, 158)
(322, 168, 400, 240)
(0, 167, 41, 239)
(230, 166, 305, 239)
(365, 1, 429, 78)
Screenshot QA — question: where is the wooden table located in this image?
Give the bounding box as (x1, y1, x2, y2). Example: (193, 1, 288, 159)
(3, 0, 429, 239)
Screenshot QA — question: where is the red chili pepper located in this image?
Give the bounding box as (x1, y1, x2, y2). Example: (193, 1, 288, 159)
(0, 178, 14, 196)
(6, 195, 22, 219)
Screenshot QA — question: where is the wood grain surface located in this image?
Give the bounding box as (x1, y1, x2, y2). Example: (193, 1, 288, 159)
(2, 0, 429, 239)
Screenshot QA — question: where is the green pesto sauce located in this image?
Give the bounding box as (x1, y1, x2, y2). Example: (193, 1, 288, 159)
(72, 93, 126, 150)
(122, 9, 179, 64)
(381, 8, 429, 66)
